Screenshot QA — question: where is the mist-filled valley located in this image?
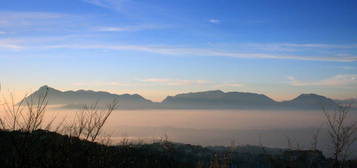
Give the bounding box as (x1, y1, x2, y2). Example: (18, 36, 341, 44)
(11, 107, 353, 158)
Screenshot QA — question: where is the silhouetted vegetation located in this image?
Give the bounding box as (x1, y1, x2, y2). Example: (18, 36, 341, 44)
(2, 129, 356, 168)
(323, 104, 357, 168)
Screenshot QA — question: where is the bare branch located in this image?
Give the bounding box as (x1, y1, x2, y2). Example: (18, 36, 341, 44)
(322, 103, 357, 166)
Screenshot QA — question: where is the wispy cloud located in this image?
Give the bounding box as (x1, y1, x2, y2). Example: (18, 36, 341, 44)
(280, 43, 357, 49)
(288, 74, 357, 87)
(73, 81, 129, 86)
(0, 12, 67, 27)
(72, 79, 244, 89)
(209, 19, 220, 24)
(233, 43, 357, 52)
(83, 0, 111, 8)
(338, 66, 356, 70)
(140, 78, 211, 86)
(0, 31, 8, 35)
(83, 0, 126, 10)
(0, 11, 65, 20)
(0, 11, 80, 34)
(44, 44, 357, 62)
(0, 39, 25, 49)
(218, 83, 243, 87)
(94, 27, 134, 32)
(94, 25, 159, 32)
(140, 78, 245, 88)
(2, 35, 357, 62)
(231, 43, 357, 52)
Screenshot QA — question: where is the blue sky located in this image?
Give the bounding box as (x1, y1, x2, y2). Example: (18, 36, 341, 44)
(0, 0, 357, 101)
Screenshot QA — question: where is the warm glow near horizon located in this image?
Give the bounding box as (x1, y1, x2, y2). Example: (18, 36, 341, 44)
(2, 84, 355, 104)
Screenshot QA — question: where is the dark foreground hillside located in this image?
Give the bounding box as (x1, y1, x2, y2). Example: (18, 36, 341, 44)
(0, 130, 356, 168)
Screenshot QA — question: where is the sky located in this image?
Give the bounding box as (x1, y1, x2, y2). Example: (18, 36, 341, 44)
(0, 0, 357, 102)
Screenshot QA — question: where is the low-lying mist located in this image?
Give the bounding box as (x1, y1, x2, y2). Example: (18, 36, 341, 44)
(2, 105, 356, 158)
(7, 107, 352, 157)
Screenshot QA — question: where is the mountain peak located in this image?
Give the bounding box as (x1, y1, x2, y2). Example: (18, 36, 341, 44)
(294, 93, 328, 100)
(283, 93, 337, 109)
(37, 85, 60, 92)
(38, 85, 49, 90)
(176, 90, 224, 96)
(21, 86, 154, 109)
(205, 90, 224, 93)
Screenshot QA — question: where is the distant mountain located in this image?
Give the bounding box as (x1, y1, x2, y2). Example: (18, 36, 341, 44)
(162, 91, 338, 110)
(162, 90, 277, 109)
(280, 94, 338, 110)
(22, 85, 157, 109)
(22, 86, 340, 110)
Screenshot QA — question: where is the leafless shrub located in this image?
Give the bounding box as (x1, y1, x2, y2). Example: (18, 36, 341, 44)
(159, 132, 173, 151)
(135, 138, 145, 145)
(209, 153, 221, 168)
(21, 88, 49, 132)
(66, 99, 119, 142)
(53, 115, 67, 132)
(1, 92, 25, 130)
(160, 132, 169, 144)
(0, 87, 67, 132)
(285, 135, 293, 150)
(120, 136, 130, 145)
(311, 126, 321, 151)
(258, 134, 267, 154)
(0, 84, 4, 130)
(208, 152, 231, 168)
(98, 134, 114, 146)
(323, 103, 357, 167)
(0, 118, 5, 130)
(0, 87, 49, 132)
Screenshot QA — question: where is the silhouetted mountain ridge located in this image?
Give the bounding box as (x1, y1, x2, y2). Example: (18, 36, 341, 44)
(23, 85, 155, 109)
(162, 90, 277, 109)
(280, 93, 338, 109)
(22, 86, 339, 110)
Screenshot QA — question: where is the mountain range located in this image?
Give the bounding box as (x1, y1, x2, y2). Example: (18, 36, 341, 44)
(22, 85, 342, 110)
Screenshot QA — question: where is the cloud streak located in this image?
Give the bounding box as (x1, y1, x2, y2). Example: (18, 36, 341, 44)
(72, 79, 244, 89)
(0, 12, 67, 27)
(93, 25, 160, 32)
(0, 39, 25, 49)
(45, 44, 357, 62)
(218, 83, 243, 87)
(288, 74, 357, 87)
(209, 19, 220, 24)
(0, 12, 65, 20)
(73, 81, 129, 86)
(1, 34, 357, 62)
(232, 43, 357, 53)
(140, 78, 211, 86)
(83, 0, 126, 10)
(280, 43, 357, 49)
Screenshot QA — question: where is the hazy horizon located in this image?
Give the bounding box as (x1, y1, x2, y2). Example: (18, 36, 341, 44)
(2, 85, 357, 104)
